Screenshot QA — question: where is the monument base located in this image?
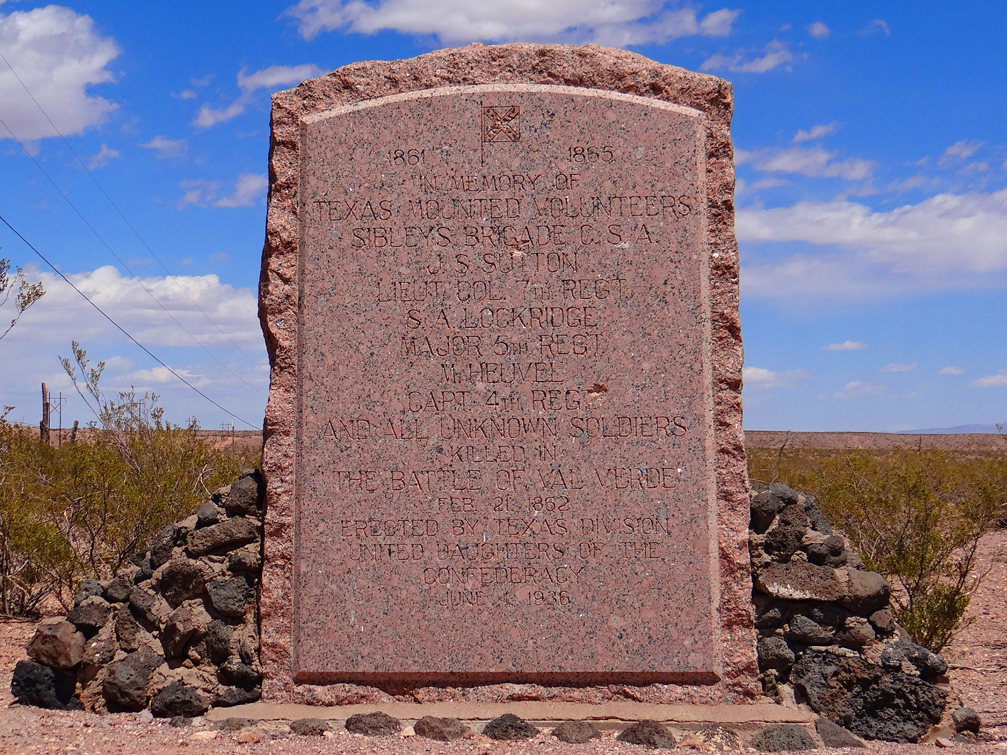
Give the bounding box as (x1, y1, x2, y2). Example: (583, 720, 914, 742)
(262, 678, 758, 708)
(207, 700, 817, 746)
(207, 700, 814, 725)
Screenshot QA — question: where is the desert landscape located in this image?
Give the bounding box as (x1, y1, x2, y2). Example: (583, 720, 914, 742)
(2, 4, 1005, 751)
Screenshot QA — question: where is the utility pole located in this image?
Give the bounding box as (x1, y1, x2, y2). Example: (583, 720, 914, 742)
(40, 382, 50, 445)
(50, 392, 67, 447)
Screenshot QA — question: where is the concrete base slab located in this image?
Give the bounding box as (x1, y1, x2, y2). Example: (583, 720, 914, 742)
(205, 701, 814, 730)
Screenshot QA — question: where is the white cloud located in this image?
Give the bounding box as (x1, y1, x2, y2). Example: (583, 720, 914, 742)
(858, 19, 890, 37)
(18, 138, 40, 157)
(808, 22, 829, 39)
(176, 179, 220, 210)
(843, 181, 881, 198)
(738, 188, 1007, 299)
(195, 64, 324, 128)
(215, 173, 267, 208)
(129, 366, 209, 388)
(834, 380, 886, 399)
(938, 140, 983, 168)
(175, 175, 265, 210)
(752, 177, 790, 189)
(886, 176, 931, 193)
(176, 189, 202, 211)
(743, 367, 778, 386)
(236, 64, 324, 91)
(736, 145, 874, 180)
(823, 341, 866, 351)
(285, 0, 739, 46)
(970, 373, 1007, 388)
(939, 366, 965, 375)
(961, 161, 989, 174)
(194, 100, 246, 129)
(737, 177, 789, 194)
(0, 5, 120, 141)
(743, 366, 810, 389)
(140, 135, 187, 159)
(103, 355, 134, 372)
(87, 143, 119, 169)
(880, 362, 916, 373)
(793, 123, 836, 143)
(702, 40, 793, 74)
(0, 266, 267, 427)
(172, 89, 197, 100)
(19, 266, 262, 348)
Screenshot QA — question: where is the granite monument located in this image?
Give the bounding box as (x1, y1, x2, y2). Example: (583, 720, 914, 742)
(259, 43, 755, 704)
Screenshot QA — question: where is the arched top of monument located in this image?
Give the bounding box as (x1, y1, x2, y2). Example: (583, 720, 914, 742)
(301, 83, 706, 125)
(271, 44, 732, 126)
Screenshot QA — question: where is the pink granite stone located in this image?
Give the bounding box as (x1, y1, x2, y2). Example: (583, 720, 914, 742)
(259, 43, 757, 704)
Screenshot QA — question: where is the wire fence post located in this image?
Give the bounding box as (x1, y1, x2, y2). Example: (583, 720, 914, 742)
(40, 382, 50, 445)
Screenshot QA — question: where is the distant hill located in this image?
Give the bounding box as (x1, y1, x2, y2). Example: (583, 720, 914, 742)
(896, 424, 1003, 435)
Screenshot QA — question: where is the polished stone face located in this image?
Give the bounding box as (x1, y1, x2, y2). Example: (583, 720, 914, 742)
(292, 83, 718, 685)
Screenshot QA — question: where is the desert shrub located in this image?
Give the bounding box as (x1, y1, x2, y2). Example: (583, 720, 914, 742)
(0, 421, 71, 615)
(0, 344, 259, 616)
(0, 254, 45, 347)
(749, 445, 1007, 652)
(0, 254, 45, 423)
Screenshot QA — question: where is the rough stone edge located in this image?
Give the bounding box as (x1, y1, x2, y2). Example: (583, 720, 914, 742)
(257, 42, 756, 704)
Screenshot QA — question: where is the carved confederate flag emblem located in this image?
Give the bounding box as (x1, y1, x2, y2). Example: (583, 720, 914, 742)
(481, 106, 521, 143)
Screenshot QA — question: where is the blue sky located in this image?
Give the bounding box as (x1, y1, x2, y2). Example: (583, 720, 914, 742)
(0, 1, 1004, 432)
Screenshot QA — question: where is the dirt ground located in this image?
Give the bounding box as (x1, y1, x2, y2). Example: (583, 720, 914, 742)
(1, 531, 1005, 754)
(940, 528, 1007, 742)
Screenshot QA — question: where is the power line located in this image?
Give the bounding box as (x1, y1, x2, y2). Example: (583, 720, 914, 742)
(0, 211, 259, 430)
(0, 113, 267, 399)
(0, 49, 266, 372)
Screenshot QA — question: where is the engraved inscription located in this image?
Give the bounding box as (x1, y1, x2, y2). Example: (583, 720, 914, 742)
(295, 84, 715, 678)
(390, 148, 425, 166)
(567, 145, 614, 163)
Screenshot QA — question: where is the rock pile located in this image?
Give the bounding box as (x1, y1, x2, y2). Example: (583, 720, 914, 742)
(751, 482, 957, 743)
(11, 470, 265, 716)
(9, 470, 982, 744)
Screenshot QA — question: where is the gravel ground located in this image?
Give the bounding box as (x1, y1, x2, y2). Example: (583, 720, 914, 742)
(2, 531, 1006, 754)
(942, 528, 1007, 743)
